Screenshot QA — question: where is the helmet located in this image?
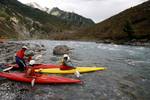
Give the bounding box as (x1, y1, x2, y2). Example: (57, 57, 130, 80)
(63, 54, 70, 61)
(29, 60, 35, 65)
(22, 46, 28, 50)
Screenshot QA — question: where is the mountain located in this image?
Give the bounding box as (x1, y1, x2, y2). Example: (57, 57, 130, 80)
(49, 7, 95, 28)
(26, 2, 51, 13)
(77, 0, 150, 43)
(26, 2, 46, 11)
(0, 0, 68, 39)
(0, 0, 94, 39)
(26, 2, 95, 28)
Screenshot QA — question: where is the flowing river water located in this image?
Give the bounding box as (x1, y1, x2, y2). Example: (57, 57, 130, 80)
(0, 40, 150, 100)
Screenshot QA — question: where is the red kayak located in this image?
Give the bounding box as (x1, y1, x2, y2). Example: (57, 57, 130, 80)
(6, 64, 60, 69)
(0, 72, 81, 84)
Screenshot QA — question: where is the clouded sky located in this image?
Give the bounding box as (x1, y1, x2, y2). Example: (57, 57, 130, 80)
(18, 0, 147, 23)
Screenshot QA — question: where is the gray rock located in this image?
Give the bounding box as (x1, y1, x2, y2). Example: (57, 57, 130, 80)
(0, 42, 45, 64)
(53, 45, 71, 55)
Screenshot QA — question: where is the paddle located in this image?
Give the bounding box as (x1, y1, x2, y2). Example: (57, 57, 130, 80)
(2, 67, 13, 72)
(0, 67, 13, 72)
(69, 61, 81, 78)
(74, 69, 81, 78)
(31, 78, 35, 87)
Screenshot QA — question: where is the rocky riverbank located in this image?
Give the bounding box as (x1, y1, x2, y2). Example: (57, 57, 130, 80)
(0, 41, 46, 64)
(0, 41, 47, 99)
(0, 42, 24, 64)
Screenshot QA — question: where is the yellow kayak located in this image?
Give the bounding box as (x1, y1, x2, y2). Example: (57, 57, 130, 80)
(35, 67, 106, 74)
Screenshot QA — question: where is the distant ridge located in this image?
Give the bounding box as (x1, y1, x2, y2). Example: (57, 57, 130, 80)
(77, 0, 150, 42)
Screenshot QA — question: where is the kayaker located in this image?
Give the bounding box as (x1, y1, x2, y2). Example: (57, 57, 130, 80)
(25, 54, 43, 78)
(26, 60, 37, 77)
(26, 60, 41, 87)
(15, 46, 29, 70)
(25, 60, 37, 87)
(60, 54, 76, 70)
(60, 54, 81, 77)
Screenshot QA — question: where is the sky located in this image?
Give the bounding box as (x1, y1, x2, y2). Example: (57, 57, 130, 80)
(18, 0, 148, 23)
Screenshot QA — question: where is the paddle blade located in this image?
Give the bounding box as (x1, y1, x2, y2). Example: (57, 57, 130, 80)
(31, 79, 35, 87)
(75, 70, 81, 78)
(3, 67, 13, 72)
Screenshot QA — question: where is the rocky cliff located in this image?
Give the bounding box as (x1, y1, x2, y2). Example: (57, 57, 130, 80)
(0, 0, 94, 39)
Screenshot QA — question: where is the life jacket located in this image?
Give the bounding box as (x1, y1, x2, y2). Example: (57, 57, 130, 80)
(60, 65, 74, 70)
(60, 59, 74, 70)
(16, 49, 25, 59)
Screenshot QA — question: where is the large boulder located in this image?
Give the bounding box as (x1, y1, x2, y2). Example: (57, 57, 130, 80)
(53, 45, 71, 55)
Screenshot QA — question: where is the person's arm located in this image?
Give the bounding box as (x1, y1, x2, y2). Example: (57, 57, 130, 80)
(66, 61, 76, 68)
(58, 59, 64, 65)
(27, 56, 32, 62)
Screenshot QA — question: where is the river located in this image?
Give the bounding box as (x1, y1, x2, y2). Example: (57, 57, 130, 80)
(0, 40, 150, 100)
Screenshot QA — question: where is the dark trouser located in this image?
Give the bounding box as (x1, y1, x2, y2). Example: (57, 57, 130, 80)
(15, 56, 26, 70)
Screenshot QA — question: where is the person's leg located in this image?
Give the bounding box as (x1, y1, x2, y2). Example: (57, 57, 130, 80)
(66, 64, 76, 69)
(26, 68, 32, 77)
(16, 57, 26, 70)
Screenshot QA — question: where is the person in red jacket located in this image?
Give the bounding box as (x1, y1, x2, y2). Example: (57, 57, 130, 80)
(15, 46, 28, 70)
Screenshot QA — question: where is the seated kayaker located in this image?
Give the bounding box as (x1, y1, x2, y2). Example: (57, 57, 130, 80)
(26, 60, 41, 78)
(60, 54, 81, 77)
(60, 54, 76, 70)
(26, 60, 36, 77)
(26, 60, 42, 87)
